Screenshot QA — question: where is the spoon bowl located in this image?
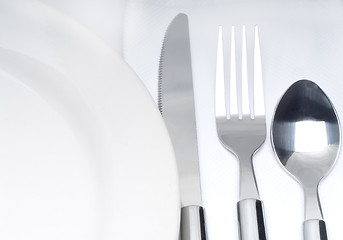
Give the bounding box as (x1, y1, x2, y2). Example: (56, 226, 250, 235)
(271, 80, 341, 240)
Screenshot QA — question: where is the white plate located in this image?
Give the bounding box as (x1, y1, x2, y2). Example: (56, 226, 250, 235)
(0, 0, 179, 239)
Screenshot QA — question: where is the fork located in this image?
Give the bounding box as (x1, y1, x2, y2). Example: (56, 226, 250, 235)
(215, 25, 267, 240)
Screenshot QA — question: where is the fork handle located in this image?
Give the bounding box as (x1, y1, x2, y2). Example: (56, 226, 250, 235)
(303, 219, 328, 240)
(237, 199, 267, 240)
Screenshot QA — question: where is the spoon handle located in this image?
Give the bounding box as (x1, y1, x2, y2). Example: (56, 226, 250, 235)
(237, 199, 267, 240)
(303, 219, 328, 240)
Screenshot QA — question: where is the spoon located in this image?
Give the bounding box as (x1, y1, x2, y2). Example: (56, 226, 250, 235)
(271, 80, 341, 240)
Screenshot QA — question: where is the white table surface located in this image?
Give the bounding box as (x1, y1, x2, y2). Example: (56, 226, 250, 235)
(40, 1, 343, 239)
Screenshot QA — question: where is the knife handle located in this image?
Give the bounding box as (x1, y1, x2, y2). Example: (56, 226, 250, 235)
(237, 199, 267, 240)
(180, 206, 207, 240)
(303, 219, 328, 240)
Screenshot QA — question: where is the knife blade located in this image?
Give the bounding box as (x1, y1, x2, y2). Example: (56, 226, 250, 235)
(158, 13, 206, 240)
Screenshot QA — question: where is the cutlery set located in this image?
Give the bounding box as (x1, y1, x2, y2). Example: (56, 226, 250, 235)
(159, 13, 341, 240)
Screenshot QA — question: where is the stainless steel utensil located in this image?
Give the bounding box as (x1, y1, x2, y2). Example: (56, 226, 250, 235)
(158, 13, 206, 240)
(271, 80, 341, 240)
(215, 25, 267, 240)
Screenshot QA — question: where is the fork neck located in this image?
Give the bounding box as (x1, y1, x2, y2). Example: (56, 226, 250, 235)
(238, 153, 260, 200)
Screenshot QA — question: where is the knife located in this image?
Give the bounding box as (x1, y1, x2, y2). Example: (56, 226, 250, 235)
(158, 13, 207, 240)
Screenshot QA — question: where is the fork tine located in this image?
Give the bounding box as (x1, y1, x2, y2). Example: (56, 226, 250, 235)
(216, 26, 226, 118)
(223, 25, 232, 117)
(234, 26, 242, 119)
(241, 26, 250, 117)
(246, 25, 255, 119)
(230, 26, 238, 118)
(253, 26, 264, 117)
